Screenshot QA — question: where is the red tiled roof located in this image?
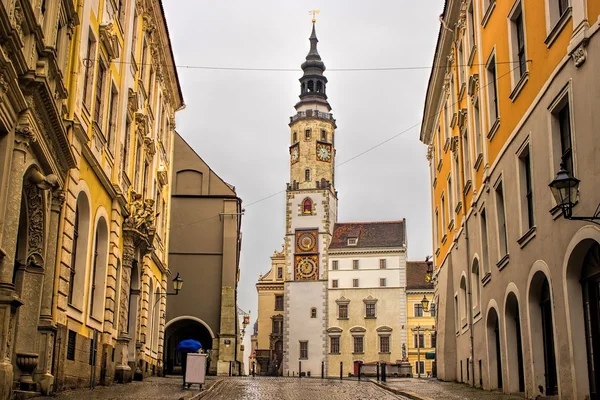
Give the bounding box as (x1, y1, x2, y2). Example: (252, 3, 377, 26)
(329, 220, 406, 249)
(406, 261, 434, 290)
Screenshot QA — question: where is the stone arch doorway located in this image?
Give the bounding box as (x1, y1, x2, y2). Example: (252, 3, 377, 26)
(164, 317, 214, 375)
(504, 292, 525, 394)
(528, 270, 558, 396)
(486, 307, 502, 390)
(564, 235, 600, 399)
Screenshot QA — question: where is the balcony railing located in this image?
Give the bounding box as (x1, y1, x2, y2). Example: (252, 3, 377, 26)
(290, 110, 335, 124)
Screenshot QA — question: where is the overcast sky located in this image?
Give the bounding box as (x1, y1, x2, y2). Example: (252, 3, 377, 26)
(162, 0, 443, 330)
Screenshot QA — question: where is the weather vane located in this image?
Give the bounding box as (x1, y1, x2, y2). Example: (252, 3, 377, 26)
(309, 9, 320, 23)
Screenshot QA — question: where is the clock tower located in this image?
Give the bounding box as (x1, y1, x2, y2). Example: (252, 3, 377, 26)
(283, 21, 338, 377)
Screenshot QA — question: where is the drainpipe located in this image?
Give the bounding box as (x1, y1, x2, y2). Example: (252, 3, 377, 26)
(464, 209, 475, 388)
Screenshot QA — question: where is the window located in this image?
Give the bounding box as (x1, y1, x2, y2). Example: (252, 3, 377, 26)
(304, 169, 310, 182)
(437, 126, 443, 163)
(347, 238, 358, 246)
(302, 198, 313, 214)
(434, 209, 439, 243)
(106, 86, 118, 152)
(94, 62, 106, 124)
(353, 279, 359, 288)
(441, 194, 447, 232)
(472, 260, 481, 311)
(338, 304, 348, 319)
(305, 129, 311, 140)
(67, 330, 76, 361)
(458, 41, 465, 88)
(486, 54, 499, 125)
(431, 332, 437, 348)
(293, 132, 297, 142)
(460, 277, 468, 324)
(450, 74, 456, 115)
(514, 7, 527, 78)
(330, 336, 340, 354)
(122, 120, 131, 174)
(415, 361, 425, 374)
(275, 295, 284, 311)
(310, 308, 317, 318)
(380, 278, 387, 287)
(379, 259, 387, 269)
(68, 207, 79, 304)
(467, 2, 476, 51)
(558, 0, 569, 16)
(272, 318, 282, 335)
(380, 336, 390, 353)
(277, 267, 283, 279)
(332, 279, 338, 288)
(481, 208, 489, 272)
(321, 130, 326, 141)
(454, 295, 460, 332)
(414, 334, 425, 348)
(474, 98, 482, 157)
(299, 341, 308, 359)
(332, 260, 338, 270)
(519, 145, 534, 230)
(431, 302, 436, 317)
(495, 180, 508, 257)
(352, 260, 359, 270)
(558, 104, 573, 175)
(365, 303, 376, 318)
(462, 129, 471, 184)
(448, 176, 454, 221)
(414, 304, 424, 317)
(353, 336, 364, 353)
(83, 34, 96, 108)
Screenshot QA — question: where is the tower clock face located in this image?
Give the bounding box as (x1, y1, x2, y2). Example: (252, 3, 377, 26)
(316, 143, 332, 162)
(290, 144, 299, 164)
(295, 256, 319, 280)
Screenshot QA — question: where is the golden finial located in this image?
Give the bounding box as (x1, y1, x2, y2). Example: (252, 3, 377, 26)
(309, 10, 320, 23)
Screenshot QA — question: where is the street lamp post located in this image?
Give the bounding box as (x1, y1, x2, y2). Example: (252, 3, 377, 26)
(549, 161, 600, 225)
(412, 295, 431, 379)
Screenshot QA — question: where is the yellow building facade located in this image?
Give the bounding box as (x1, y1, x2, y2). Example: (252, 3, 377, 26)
(254, 249, 285, 375)
(421, 0, 600, 397)
(406, 261, 435, 377)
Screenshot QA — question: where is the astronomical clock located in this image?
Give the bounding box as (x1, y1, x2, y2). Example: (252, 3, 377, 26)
(316, 142, 332, 162)
(290, 143, 299, 165)
(294, 230, 319, 280)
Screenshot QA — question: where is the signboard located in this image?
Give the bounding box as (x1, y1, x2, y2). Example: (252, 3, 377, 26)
(185, 353, 207, 387)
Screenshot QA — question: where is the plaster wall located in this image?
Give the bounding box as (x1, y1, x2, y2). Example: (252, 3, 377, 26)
(328, 252, 405, 288)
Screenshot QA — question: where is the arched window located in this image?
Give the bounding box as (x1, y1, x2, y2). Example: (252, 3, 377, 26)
(303, 198, 313, 214)
(459, 276, 467, 327)
(148, 279, 154, 347)
(70, 192, 91, 309)
(310, 308, 317, 318)
(89, 216, 109, 319)
(316, 81, 323, 93)
(113, 259, 121, 326)
(305, 169, 311, 182)
(305, 129, 311, 140)
(293, 132, 297, 142)
(307, 80, 314, 92)
(471, 260, 481, 312)
(153, 279, 161, 351)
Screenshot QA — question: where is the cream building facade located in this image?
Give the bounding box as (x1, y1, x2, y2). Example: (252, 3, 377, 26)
(326, 221, 407, 377)
(420, 0, 600, 398)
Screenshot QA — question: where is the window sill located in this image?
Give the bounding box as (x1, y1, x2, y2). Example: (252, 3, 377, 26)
(274, 309, 284, 312)
(517, 226, 536, 249)
(481, 0, 496, 28)
(487, 118, 500, 141)
(379, 352, 391, 355)
(352, 352, 365, 355)
(467, 44, 477, 67)
(474, 153, 483, 171)
(496, 253, 510, 271)
(299, 357, 308, 360)
(364, 316, 377, 319)
(329, 352, 340, 355)
(481, 271, 492, 287)
(509, 72, 529, 102)
(337, 317, 349, 320)
(545, 8, 572, 49)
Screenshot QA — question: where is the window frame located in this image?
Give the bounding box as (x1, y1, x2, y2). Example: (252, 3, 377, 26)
(299, 341, 308, 359)
(330, 336, 340, 354)
(352, 278, 359, 288)
(414, 303, 424, 317)
(379, 259, 387, 269)
(485, 51, 500, 138)
(332, 260, 339, 270)
(365, 302, 376, 318)
(494, 178, 509, 263)
(332, 279, 339, 289)
(379, 278, 387, 287)
(352, 260, 359, 270)
(379, 335, 390, 353)
(338, 304, 348, 319)
(353, 335, 364, 354)
(275, 295, 284, 311)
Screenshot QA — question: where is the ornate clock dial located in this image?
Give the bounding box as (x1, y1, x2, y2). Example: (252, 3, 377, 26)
(297, 232, 316, 252)
(296, 257, 318, 279)
(316, 143, 332, 162)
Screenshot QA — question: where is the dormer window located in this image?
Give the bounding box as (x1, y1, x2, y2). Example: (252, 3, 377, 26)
(305, 129, 311, 140)
(348, 238, 358, 246)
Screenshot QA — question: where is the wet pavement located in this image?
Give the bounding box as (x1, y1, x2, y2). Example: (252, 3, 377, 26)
(202, 377, 405, 399)
(379, 378, 525, 400)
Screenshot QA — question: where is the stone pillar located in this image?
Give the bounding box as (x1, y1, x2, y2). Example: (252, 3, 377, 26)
(35, 190, 64, 394)
(0, 128, 33, 400)
(115, 234, 134, 383)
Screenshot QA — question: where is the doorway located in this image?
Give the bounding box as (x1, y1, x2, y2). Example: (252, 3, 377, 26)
(582, 243, 600, 399)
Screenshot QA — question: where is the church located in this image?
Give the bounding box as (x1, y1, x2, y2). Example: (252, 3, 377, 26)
(254, 21, 418, 377)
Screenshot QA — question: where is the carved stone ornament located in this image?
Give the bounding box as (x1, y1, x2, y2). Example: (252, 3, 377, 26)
(571, 41, 587, 68)
(25, 182, 44, 268)
(123, 191, 156, 256)
(143, 136, 156, 157)
(99, 23, 120, 61)
(135, 0, 144, 12)
(168, 117, 176, 131)
(468, 73, 479, 97)
(0, 72, 8, 101)
(142, 13, 155, 33)
(426, 144, 434, 161)
(447, 53, 455, 67)
(51, 190, 66, 212)
(15, 126, 36, 145)
(135, 112, 147, 137)
(157, 163, 168, 186)
(128, 88, 139, 116)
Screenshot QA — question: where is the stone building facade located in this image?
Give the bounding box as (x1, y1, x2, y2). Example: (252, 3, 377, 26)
(166, 132, 244, 377)
(0, 0, 183, 398)
(420, 0, 600, 398)
(326, 221, 408, 378)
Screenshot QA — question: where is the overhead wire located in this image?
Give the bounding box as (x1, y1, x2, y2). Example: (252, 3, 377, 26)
(171, 61, 527, 229)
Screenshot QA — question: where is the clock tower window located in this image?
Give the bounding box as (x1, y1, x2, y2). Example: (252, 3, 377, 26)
(303, 198, 313, 214)
(307, 80, 314, 92)
(305, 129, 311, 140)
(293, 132, 297, 142)
(320, 130, 326, 141)
(316, 81, 323, 93)
(305, 169, 311, 182)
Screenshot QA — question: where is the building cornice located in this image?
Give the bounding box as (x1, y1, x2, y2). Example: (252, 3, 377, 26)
(328, 247, 406, 256)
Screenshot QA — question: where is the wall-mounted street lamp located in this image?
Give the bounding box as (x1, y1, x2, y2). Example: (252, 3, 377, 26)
(549, 162, 600, 225)
(171, 272, 184, 295)
(421, 295, 430, 313)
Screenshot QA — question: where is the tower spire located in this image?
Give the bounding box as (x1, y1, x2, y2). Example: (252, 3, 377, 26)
(296, 19, 330, 111)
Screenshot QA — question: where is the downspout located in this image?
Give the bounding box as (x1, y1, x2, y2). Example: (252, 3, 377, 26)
(464, 207, 475, 387)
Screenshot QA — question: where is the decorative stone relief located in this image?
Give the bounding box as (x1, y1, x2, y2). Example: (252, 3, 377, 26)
(570, 41, 587, 68)
(128, 88, 139, 116)
(426, 144, 434, 161)
(99, 23, 120, 61)
(25, 182, 44, 268)
(15, 126, 35, 145)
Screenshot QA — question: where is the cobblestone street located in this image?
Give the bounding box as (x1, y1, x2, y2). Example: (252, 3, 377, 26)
(378, 378, 525, 400)
(202, 377, 404, 399)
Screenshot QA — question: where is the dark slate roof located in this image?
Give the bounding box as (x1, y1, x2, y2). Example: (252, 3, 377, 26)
(329, 220, 406, 249)
(406, 261, 434, 290)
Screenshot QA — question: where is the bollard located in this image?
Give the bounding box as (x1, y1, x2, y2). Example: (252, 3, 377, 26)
(252, 362, 255, 377)
(340, 361, 343, 380)
(288, 371, 290, 377)
(376, 362, 380, 381)
(299, 361, 302, 378)
(321, 361, 324, 379)
(358, 362, 362, 381)
(381, 362, 387, 382)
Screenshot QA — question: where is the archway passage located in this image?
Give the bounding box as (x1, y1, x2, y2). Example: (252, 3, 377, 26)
(505, 293, 525, 393)
(164, 318, 213, 375)
(582, 243, 600, 399)
(487, 307, 502, 389)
